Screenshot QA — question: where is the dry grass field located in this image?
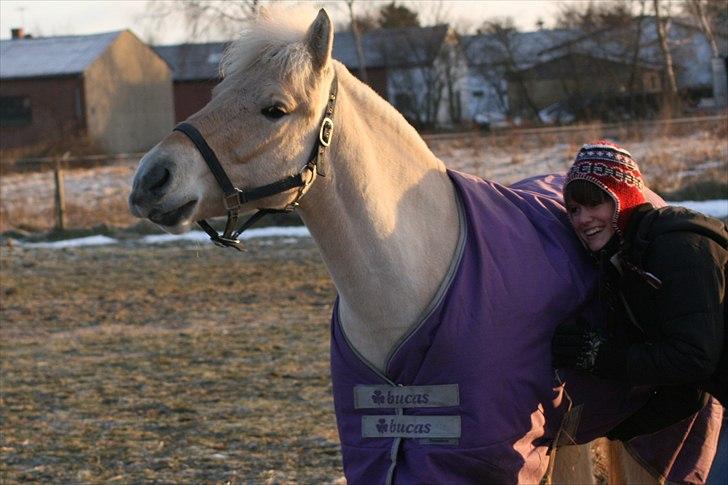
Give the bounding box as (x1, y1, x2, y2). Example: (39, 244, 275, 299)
(1, 240, 344, 483)
(1, 122, 726, 483)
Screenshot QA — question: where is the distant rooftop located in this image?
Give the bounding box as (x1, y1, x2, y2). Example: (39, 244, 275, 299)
(153, 42, 230, 81)
(333, 24, 450, 69)
(152, 25, 452, 81)
(0, 31, 124, 79)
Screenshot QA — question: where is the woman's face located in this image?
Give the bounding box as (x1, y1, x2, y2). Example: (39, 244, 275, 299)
(566, 198, 616, 252)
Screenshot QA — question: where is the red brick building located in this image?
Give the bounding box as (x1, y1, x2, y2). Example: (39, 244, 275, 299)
(0, 30, 174, 155)
(153, 42, 228, 122)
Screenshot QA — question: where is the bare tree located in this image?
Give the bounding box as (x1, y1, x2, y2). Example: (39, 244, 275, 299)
(653, 0, 679, 111)
(687, 0, 726, 107)
(483, 19, 541, 120)
(689, 0, 719, 58)
(142, 0, 262, 43)
(345, 0, 368, 82)
(460, 33, 509, 119)
(377, 30, 444, 127)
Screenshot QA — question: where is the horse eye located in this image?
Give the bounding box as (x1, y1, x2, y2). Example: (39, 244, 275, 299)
(261, 105, 287, 120)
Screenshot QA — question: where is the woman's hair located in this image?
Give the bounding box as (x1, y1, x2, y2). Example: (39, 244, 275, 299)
(563, 179, 611, 206)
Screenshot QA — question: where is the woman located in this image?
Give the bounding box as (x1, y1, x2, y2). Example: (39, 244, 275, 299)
(552, 140, 727, 441)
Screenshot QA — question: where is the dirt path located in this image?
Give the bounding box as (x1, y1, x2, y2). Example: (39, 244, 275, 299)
(1, 239, 344, 484)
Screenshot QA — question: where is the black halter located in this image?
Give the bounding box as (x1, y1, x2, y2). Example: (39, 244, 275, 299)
(173, 76, 338, 251)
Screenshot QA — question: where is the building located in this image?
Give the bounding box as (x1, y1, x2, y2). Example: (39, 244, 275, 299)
(153, 42, 228, 122)
(462, 29, 588, 124)
(334, 25, 468, 129)
(510, 53, 662, 120)
(463, 17, 727, 124)
(154, 24, 468, 130)
(0, 29, 174, 155)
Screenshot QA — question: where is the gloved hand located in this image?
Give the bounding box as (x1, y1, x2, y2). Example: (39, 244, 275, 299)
(551, 318, 606, 372)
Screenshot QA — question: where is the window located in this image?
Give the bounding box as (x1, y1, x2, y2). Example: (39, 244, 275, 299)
(642, 72, 661, 93)
(0, 96, 32, 126)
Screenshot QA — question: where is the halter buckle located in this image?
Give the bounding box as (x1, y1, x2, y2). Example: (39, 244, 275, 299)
(319, 117, 334, 147)
(224, 189, 243, 211)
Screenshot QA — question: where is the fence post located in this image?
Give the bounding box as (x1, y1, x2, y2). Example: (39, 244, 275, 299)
(53, 152, 70, 230)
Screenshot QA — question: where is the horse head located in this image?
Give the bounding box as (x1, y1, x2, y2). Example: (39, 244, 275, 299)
(129, 8, 335, 234)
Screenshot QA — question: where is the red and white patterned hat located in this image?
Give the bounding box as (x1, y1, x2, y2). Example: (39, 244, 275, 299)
(564, 140, 646, 235)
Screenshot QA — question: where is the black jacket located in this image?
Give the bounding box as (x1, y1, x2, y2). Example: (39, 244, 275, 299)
(594, 204, 727, 391)
(592, 204, 727, 439)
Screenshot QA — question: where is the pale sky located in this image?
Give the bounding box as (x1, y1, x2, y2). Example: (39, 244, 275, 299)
(0, 0, 568, 44)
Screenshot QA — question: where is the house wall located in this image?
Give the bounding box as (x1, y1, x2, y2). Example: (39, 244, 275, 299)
(0, 76, 85, 152)
(84, 31, 174, 153)
(510, 55, 661, 113)
(465, 66, 511, 124)
(173, 80, 219, 122)
(350, 67, 388, 101)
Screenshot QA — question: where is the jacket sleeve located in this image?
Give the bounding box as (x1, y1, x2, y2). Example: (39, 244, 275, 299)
(595, 233, 726, 385)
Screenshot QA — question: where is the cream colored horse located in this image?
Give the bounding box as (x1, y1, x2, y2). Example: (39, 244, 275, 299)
(129, 7, 702, 484)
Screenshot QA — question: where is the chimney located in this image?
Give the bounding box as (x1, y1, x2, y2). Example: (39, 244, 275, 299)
(11, 28, 25, 40)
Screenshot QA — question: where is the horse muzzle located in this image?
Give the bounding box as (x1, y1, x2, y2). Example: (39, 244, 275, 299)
(128, 155, 198, 229)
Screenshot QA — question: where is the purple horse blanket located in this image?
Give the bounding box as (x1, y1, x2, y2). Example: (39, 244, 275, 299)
(330, 170, 722, 484)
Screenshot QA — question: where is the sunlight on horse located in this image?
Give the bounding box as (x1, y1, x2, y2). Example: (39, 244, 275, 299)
(129, 6, 720, 484)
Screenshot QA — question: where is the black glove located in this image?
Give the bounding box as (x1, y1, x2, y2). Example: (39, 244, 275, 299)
(551, 318, 606, 372)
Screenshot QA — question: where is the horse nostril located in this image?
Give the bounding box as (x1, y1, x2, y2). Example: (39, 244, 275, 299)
(144, 163, 172, 194)
(150, 168, 170, 191)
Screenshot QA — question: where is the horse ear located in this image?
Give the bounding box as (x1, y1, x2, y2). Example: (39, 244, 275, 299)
(305, 9, 333, 72)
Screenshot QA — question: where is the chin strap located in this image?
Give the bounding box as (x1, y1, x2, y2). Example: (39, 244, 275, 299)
(172, 75, 337, 251)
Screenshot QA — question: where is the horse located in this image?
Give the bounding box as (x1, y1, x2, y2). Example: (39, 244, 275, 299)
(128, 7, 721, 484)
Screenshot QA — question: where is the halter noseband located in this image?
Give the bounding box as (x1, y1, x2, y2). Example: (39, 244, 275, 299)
(173, 75, 338, 251)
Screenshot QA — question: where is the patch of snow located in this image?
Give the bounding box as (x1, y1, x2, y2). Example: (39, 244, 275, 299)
(669, 200, 728, 218)
(141, 226, 311, 245)
(14, 226, 313, 249)
(23, 235, 118, 249)
(10, 203, 725, 250)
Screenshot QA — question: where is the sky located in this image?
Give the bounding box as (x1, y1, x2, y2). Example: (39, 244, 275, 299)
(0, 0, 567, 44)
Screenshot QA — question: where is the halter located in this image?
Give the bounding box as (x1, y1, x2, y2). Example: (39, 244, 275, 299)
(173, 75, 338, 251)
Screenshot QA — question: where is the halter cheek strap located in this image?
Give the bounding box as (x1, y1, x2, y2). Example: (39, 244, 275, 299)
(172, 75, 338, 251)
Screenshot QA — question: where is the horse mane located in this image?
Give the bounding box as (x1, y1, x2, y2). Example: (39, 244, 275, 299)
(220, 5, 319, 83)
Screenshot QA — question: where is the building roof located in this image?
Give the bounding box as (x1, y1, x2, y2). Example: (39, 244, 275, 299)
(536, 17, 728, 88)
(0, 31, 124, 79)
(461, 29, 582, 70)
(333, 24, 450, 69)
(153, 42, 230, 81)
(151, 25, 451, 82)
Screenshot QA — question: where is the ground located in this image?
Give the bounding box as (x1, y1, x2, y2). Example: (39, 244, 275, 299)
(1, 122, 726, 483)
(0, 240, 343, 484)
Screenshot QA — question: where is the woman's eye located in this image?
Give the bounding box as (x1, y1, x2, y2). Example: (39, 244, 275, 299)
(261, 105, 287, 120)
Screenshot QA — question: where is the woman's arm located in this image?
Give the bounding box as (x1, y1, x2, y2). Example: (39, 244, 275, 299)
(595, 234, 725, 385)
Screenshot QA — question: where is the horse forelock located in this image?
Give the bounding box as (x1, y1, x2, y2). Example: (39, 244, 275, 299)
(220, 5, 321, 90)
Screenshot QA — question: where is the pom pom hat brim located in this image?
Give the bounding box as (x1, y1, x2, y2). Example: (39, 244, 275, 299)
(564, 140, 647, 238)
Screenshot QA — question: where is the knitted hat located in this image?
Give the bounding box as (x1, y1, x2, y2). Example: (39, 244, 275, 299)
(564, 140, 646, 236)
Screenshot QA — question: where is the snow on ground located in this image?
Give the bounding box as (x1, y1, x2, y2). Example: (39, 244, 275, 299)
(21, 235, 118, 249)
(140, 226, 312, 244)
(15, 199, 726, 249)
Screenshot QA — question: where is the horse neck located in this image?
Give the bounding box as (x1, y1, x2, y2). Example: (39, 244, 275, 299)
(298, 65, 461, 371)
